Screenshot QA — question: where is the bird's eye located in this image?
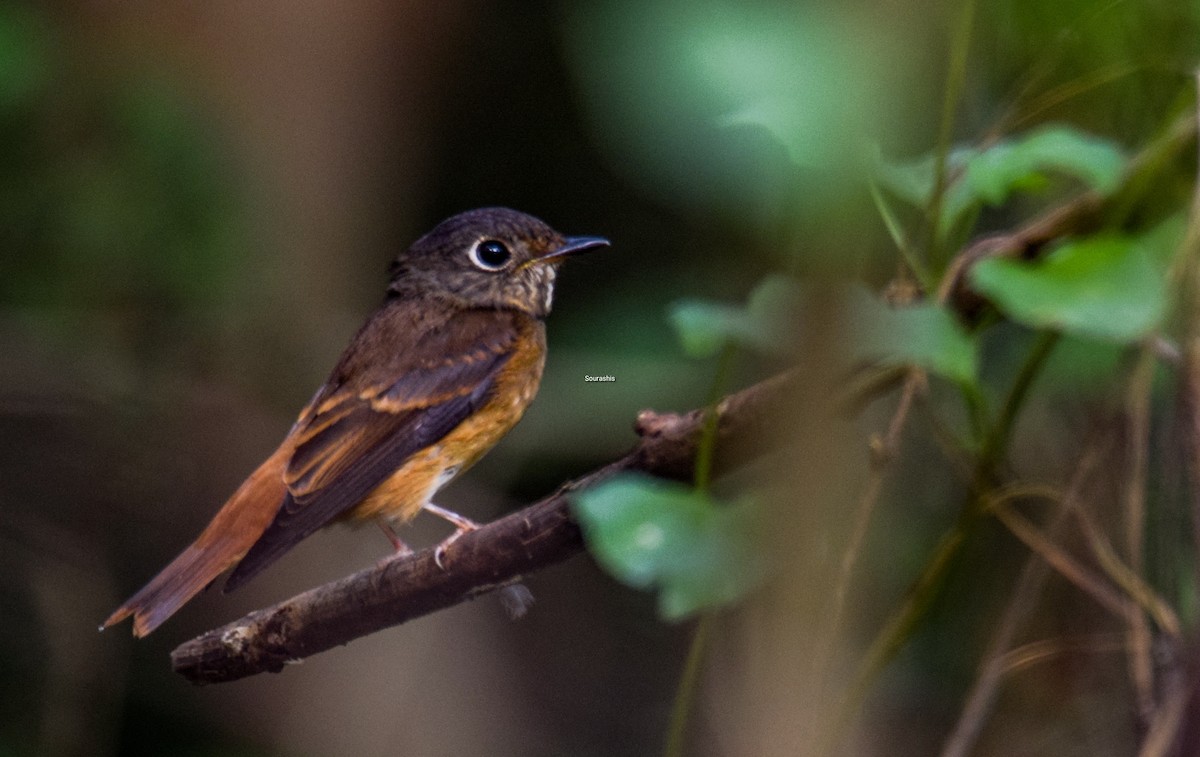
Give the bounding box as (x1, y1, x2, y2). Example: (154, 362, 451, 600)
(469, 239, 512, 271)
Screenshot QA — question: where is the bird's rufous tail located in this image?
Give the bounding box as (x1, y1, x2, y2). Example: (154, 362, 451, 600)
(102, 446, 290, 637)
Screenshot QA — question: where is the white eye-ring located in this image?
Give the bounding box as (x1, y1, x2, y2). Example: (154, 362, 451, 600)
(469, 239, 513, 271)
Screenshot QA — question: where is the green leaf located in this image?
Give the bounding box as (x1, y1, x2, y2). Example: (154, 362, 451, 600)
(873, 149, 984, 247)
(871, 146, 985, 242)
(872, 146, 974, 210)
(669, 301, 748, 358)
(745, 274, 804, 347)
(848, 288, 978, 384)
(668, 274, 802, 358)
(571, 475, 766, 619)
(965, 126, 1125, 204)
(871, 127, 1126, 244)
(970, 235, 1166, 342)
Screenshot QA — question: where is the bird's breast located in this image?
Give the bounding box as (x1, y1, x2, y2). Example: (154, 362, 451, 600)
(347, 320, 547, 524)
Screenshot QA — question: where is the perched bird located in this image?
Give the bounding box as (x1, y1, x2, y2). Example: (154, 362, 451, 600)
(103, 207, 608, 637)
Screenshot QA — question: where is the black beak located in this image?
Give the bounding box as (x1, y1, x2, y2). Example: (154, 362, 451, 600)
(534, 235, 610, 265)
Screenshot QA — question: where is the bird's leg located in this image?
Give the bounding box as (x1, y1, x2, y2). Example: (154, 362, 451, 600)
(376, 519, 414, 557)
(423, 502, 481, 532)
(423, 502, 536, 616)
(424, 502, 481, 569)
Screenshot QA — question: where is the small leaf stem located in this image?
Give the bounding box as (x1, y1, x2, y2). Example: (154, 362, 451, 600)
(663, 613, 714, 757)
(694, 343, 738, 493)
(927, 0, 976, 271)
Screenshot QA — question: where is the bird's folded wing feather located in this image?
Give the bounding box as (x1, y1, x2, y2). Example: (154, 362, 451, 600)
(223, 305, 524, 590)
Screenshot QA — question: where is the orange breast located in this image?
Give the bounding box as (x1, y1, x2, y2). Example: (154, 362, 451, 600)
(347, 319, 547, 524)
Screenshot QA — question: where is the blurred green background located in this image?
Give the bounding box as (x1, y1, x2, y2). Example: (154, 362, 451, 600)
(2, 0, 1199, 755)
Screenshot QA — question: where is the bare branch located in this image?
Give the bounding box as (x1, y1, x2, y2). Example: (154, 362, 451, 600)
(170, 371, 798, 685)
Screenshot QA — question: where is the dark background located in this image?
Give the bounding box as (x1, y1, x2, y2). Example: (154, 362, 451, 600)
(2, 1, 1197, 755)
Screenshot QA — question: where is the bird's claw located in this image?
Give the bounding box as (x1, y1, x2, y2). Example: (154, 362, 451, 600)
(433, 528, 470, 570)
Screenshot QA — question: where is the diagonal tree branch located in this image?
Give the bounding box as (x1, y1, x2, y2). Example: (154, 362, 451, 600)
(171, 370, 798, 684)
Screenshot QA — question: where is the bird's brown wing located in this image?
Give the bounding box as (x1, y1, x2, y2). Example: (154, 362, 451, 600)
(223, 304, 524, 591)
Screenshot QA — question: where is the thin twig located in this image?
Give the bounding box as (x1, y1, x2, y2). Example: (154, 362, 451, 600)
(1010, 64, 1139, 131)
(1124, 347, 1158, 721)
(1138, 664, 1190, 757)
(870, 180, 933, 291)
(694, 344, 738, 494)
(663, 614, 712, 757)
(974, 332, 1059, 490)
(990, 499, 1129, 620)
(974, 479, 1180, 638)
(940, 442, 1104, 757)
(987, 487, 1181, 640)
(817, 370, 923, 696)
(927, 0, 976, 270)
(997, 633, 1126, 676)
(1065, 485, 1183, 640)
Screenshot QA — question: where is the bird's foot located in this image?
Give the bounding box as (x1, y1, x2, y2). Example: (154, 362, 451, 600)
(433, 525, 477, 569)
(375, 520, 414, 567)
(424, 502, 482, 569)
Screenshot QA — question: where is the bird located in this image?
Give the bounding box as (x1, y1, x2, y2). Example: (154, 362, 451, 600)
(102, 207, 609, 637)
